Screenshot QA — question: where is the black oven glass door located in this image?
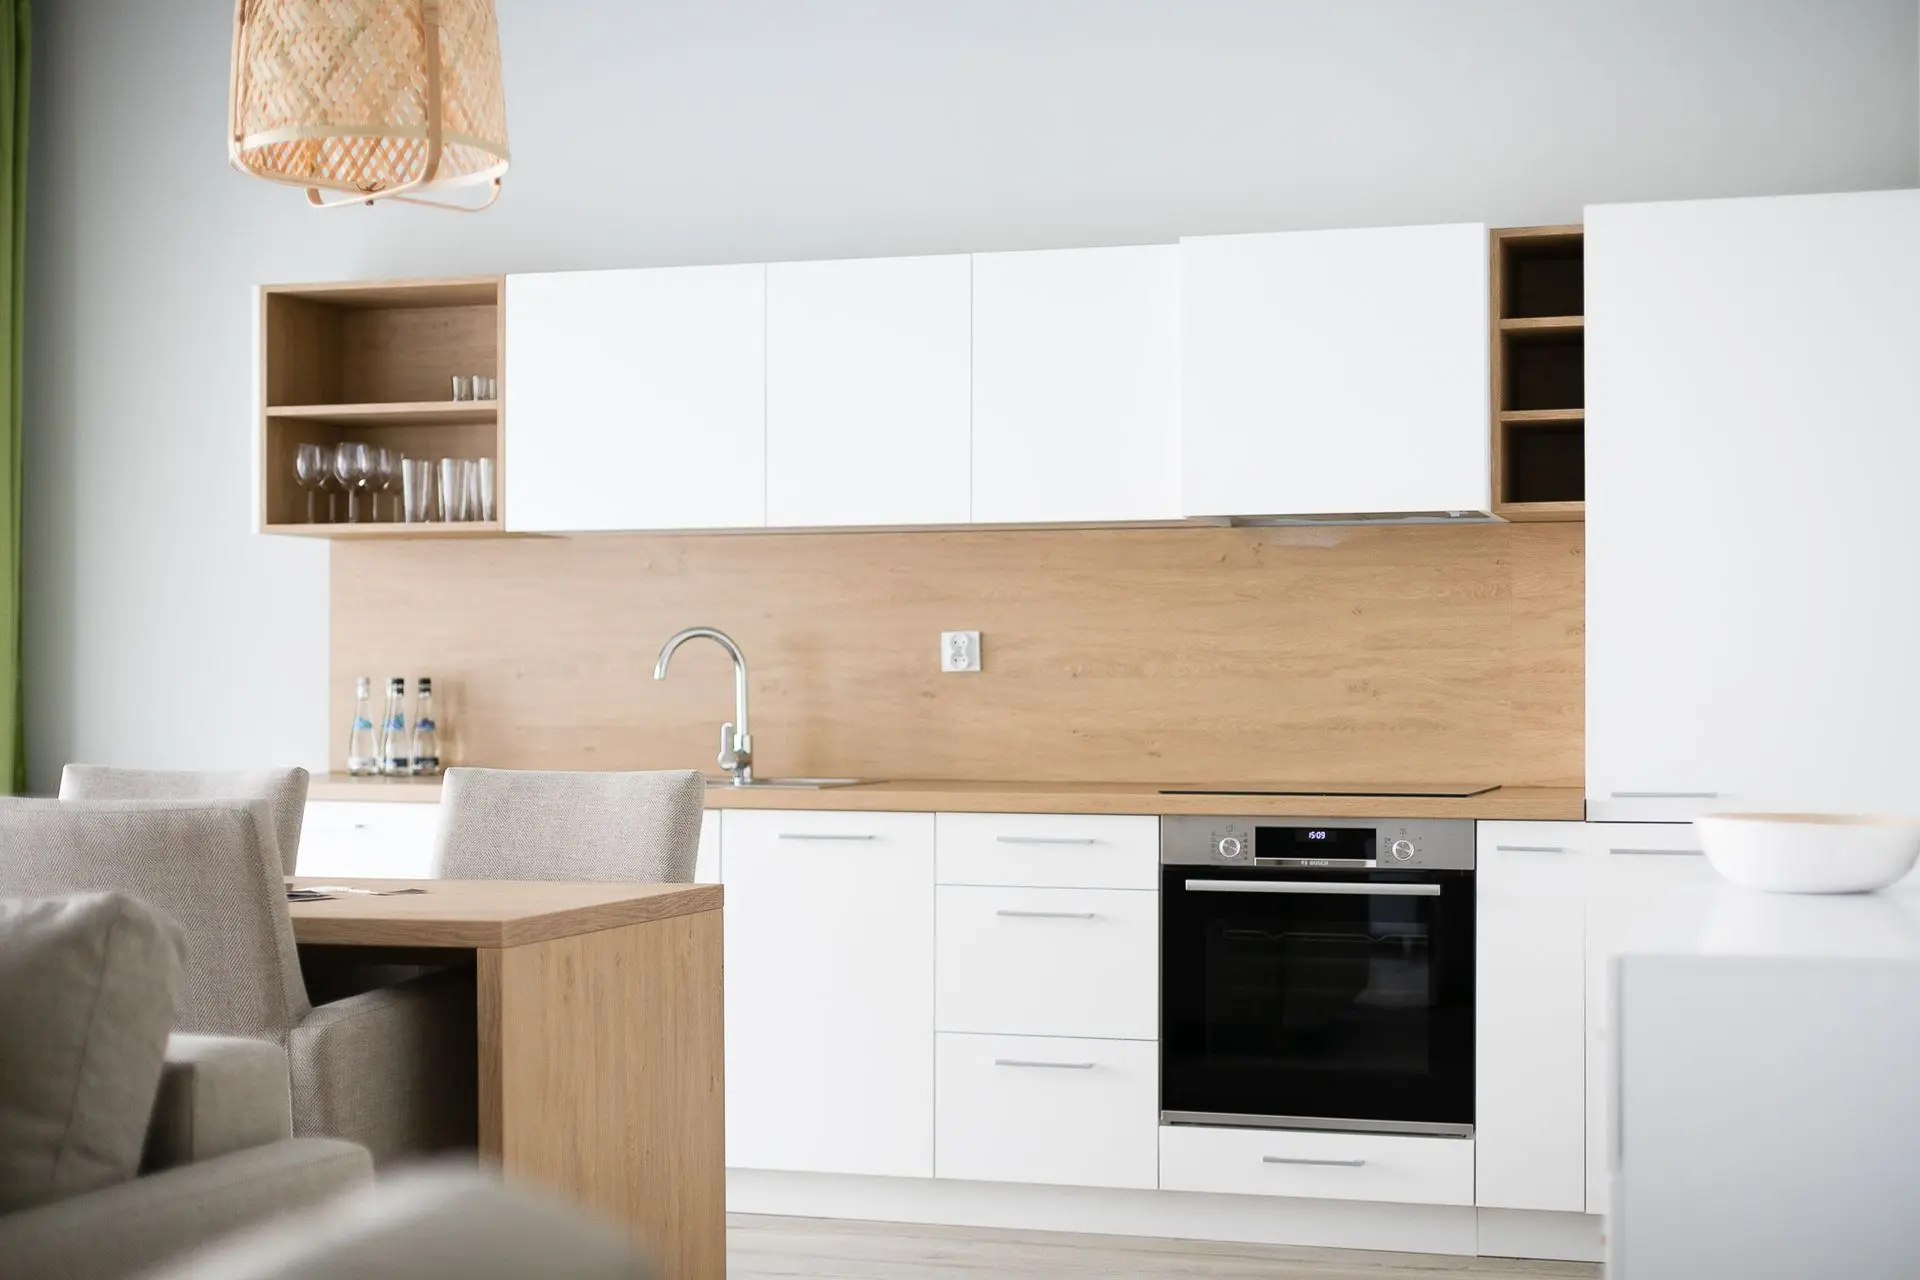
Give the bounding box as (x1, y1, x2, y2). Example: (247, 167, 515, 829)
(1161, 865, 1474, 1130)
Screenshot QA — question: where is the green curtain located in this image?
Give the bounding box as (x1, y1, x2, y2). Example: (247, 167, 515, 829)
(0, 1, 24, 792)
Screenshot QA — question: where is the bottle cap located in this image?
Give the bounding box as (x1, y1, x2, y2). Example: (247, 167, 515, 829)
(417, 677, 432, 689)
(355, 676, 370, 694)
(389, 676, 405, 690)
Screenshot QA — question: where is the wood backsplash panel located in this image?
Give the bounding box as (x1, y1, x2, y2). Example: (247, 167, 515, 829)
(331, 522, 1583, 786)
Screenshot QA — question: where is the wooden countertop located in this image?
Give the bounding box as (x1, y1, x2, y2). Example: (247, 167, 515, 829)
(286, 877, 722, 948)
(309, 773, 1585, 820)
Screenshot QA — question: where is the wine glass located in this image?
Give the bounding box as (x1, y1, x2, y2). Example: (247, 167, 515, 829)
(293, 443, 330, 523)
(332, 441, 372, 523)
(371, 447, 399, 522)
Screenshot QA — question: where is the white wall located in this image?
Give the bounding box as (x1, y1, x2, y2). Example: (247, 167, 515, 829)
(24, 0, 1919, 791)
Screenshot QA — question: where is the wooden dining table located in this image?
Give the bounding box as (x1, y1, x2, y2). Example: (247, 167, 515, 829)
(288, 878, 725, 1278)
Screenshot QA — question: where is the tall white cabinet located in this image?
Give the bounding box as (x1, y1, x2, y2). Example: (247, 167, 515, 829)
(1179, 222, 1491, 518)
(765, 254, 972, 527)
(1586, 188, 1920, 821)
(970, 245, 1180, 523)
(504, 265, 767, 532)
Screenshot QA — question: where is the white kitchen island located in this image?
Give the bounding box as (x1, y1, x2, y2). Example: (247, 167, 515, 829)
(1610, 880, 1920, 1279)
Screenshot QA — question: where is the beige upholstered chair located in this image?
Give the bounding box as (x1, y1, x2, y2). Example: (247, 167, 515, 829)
(432, 767, 705, 883)
(59, 764, 310, 876)
(0, 891, 371, 1280)
(0, 797, 474, 1167)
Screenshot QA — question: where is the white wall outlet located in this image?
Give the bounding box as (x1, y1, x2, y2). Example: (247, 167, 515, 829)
(941, 630, 982, 673)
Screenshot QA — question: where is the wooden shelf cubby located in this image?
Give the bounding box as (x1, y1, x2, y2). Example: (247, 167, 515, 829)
(258, 277, 507, 537)
(1491, 227, 1585, 521)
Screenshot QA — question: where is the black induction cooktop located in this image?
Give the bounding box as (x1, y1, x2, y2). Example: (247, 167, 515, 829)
(1156, 782, 1501, 798)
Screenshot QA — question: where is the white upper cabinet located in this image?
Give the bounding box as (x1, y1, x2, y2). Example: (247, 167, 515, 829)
(503, 265, 766, 532)
(970, 246, 1179, 523)
(765, 255, 971, 527)
(1179, 222, 1491, 518)
(1586, 189, 1920, 821)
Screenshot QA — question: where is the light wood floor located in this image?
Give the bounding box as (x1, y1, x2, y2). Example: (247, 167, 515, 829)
(727, 1215, 1602, 1279)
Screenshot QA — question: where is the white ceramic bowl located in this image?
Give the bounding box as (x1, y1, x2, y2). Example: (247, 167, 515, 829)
(1694, 813, 1920, 894)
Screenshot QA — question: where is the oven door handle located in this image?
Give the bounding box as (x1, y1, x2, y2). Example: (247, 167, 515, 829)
(1181, 879, 1442, 897)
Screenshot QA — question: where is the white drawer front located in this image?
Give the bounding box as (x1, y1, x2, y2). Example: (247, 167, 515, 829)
(936, 885, 1156, 1039)
(936, 813, 1157, 889)
(936, 1033, 1157, 1190)
(1158, 1125, 1474, 1206)
(299, 801, 440, 880)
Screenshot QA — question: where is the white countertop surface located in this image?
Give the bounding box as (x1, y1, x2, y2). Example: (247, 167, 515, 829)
(1624, 875, 1920, 961)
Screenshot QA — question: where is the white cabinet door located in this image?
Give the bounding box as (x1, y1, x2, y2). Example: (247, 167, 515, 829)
(1160, 1126, 1475, 1207)
(765, 255, 971, 527)
(719, 809, 935, 1177)
(694, 809, 719, 884)
(1582, 823, 1716, 1214)
(1586, 189, 1920, 821)
(935, 1032, 1158, 1190)
(1179, 222, 1490, 518)
(503, 265, 766, 532)
(970, 246, 1179, 523)
(1475, 822, 1585, 1212)
(299, 801, 440, 880)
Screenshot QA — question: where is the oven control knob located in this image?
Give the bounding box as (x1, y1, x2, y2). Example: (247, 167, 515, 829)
(1216, 836, 1244, 859)
(1389, 839, 1415, 862)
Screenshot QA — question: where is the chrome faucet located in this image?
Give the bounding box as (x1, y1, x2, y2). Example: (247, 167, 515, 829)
(653, 626, 753, 785)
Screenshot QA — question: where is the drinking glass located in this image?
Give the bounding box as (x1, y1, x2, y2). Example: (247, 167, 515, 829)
(481, 375, 497, 401)
(371, 447, 399, 522)
(293, 443, 330, 523)
(437, 457, 471, 522)
(450, 374, 472, 402)
(402, 457, 435, 522)
(333, 441, 372, 523)
(475, 457, 497, 522)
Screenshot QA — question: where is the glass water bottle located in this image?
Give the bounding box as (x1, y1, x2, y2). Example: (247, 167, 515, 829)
(411, 677, 441, 776)
(379, 676, 411, 776)
(346, 677, 379, 776)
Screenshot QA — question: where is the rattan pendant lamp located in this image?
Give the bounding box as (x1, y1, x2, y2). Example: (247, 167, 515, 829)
(229, 0, 510, 210)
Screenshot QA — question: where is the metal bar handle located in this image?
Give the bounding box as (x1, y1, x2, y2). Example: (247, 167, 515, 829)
(1608, 847, 1703, 858)
(777, 832, 878, 842)
(1494, 844, 1567, 853)
(1262, 1155, 1367, 1168)
(995, 909, 1098, 920)
(994, 1058, 1095, 1070)
(995, 836, 1099, 846)
(1610, 791, 1719, 799)
(1183, 879, 1441, 897)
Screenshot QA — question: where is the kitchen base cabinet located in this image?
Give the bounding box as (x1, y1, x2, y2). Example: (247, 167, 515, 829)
(1159, 1126, 1475, 1207)
(1582, 823, 1715, 1215)
(935, 1033, 1157, 1190)
(1475, 822, 1585, 1212)
(298, 800, 439, 879)
(721, 810, 936, 1178)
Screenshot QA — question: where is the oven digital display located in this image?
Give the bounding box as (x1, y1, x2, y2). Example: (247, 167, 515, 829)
(1255, 825, 1375, 860)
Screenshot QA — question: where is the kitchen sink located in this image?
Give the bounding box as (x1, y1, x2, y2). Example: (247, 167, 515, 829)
(704, 777, 873, 790)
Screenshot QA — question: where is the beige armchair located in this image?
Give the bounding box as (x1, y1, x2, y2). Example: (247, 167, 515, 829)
(432, 767, 705, 882)
(0, 798, 475, 1166)
(0, 892, 370, 1280)
(59, 764, 310, 877)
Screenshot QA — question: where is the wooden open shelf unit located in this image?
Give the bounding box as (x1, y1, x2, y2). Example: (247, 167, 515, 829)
(259, 276, 506, 537)
(1490, 226, 1584, 522)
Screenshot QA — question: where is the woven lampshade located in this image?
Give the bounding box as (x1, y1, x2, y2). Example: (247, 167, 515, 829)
(229, 0, 510, 210)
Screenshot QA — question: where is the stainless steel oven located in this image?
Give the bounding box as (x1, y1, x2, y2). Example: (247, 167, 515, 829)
(1159, 815, 1474, 1136)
